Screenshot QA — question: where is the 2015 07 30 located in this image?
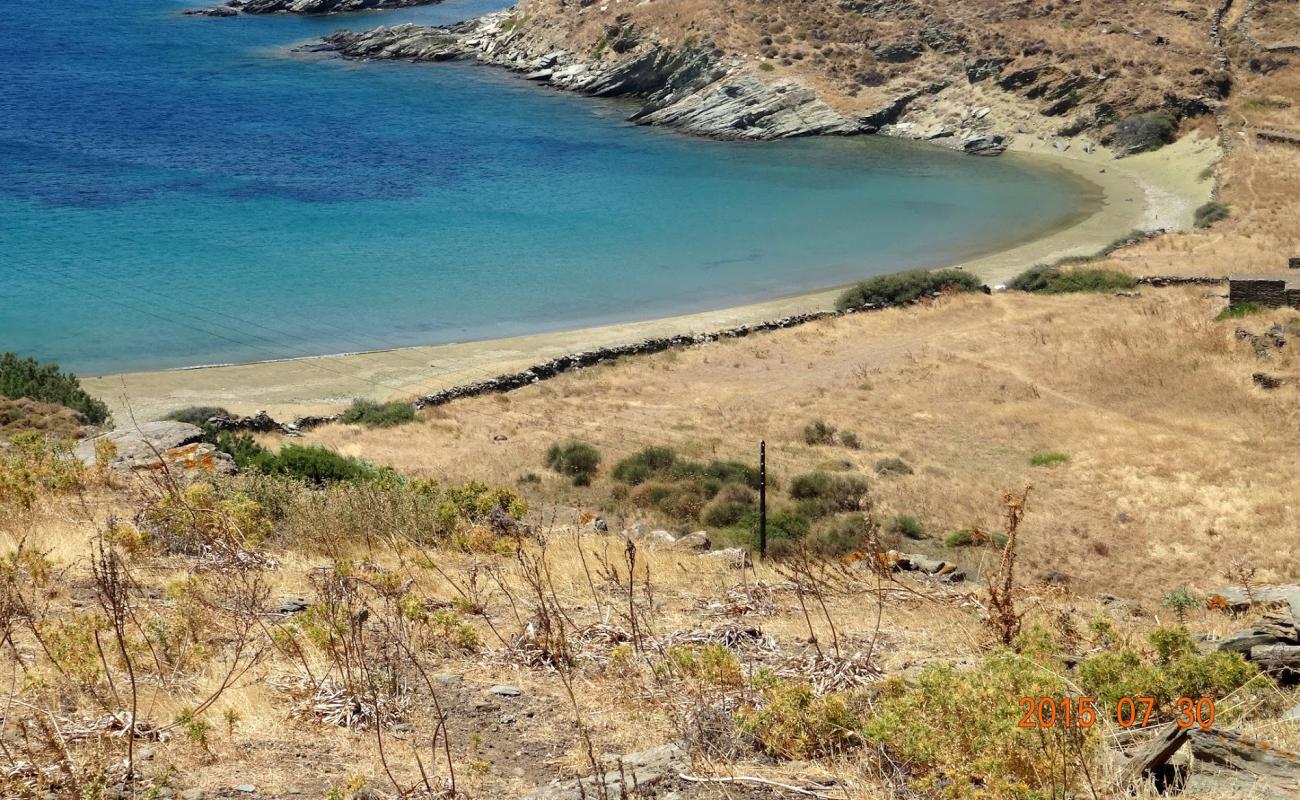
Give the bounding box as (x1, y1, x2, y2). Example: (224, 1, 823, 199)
(1018, 696, 1216, 730)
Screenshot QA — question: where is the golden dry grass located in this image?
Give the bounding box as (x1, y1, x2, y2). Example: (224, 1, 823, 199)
(302, 287, 1300, 601)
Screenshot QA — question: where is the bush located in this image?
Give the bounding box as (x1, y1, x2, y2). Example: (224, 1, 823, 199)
(213, 431, 268, 471)
(874, 457, 913, 476)
(1193, 201, 1230, 229)
(340, 398, 417, 429)
(738, 678, 867, 760)
(1078, 626, 1258, 720)
(253, 444, 383, 486)
(1112, 111, 1177, 153)
(713, 507, 812, 551)
(0, 353, 110, 426)
(544, 441, 601, 485)
(789, 472, 868, 512)
(0, 432, 87, 510)
(803, 420, 837, 446)
(612, 446, 759, 491)
(702, 485, 757, 528)
(1217, 302, 1265, 321)
(1029, 452, 1069, 466)
(630, 480, 711, 521)
(164, 406, 231, 429)
(864, 633, 1090, 798)
(888, 515, 926, 540)
(1008, 265, 1135, 294)
(836, 269, 982, 311)
(944, 528, 1006, 548)
(612, 446, 679, 485)
(787, 514, 873, 557)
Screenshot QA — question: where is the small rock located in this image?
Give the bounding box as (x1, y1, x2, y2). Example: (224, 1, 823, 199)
(1040, 570, 1070, 585)
(488, 684, 522, 697)
(273, 596, 311, 615)
(698, 547, 752, 568)
(180, 790, 205, 800)
(392, 722, 413, 732)
(434, 673, 463, 684)
(233, 786, 256, 795)
(674, 531, 711, 551)
(646, 529, 676, 544)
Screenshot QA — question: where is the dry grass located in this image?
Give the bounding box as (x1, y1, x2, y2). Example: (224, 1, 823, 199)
(301, 287, 1300, 600)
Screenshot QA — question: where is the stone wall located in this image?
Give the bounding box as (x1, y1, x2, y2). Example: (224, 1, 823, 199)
(1230, 274, 1300, 308)
(1230, 276, 1289, 307)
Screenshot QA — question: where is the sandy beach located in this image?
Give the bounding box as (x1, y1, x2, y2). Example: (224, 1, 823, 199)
(83, 134, 1219, 423)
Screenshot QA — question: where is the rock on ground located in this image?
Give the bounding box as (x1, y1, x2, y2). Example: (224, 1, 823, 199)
(526, 742, 687, 800)
(74, 421, 235, 476)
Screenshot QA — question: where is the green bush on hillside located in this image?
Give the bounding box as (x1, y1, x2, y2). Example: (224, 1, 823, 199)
(1112, 111, 1177, 153)
(611, 446, 759, 490)
(0, 353, 110, 426)
(789, 472, 868, 514)
(252, 444, 384, 486)
(164, 406, 231, 429)
(1193, 201, 1230, 229)
(544, 440, 602, 485)
(340, 398, 417, 428)
(1008, 265, 1136, 294)
(1216, 302, 1265, 321)
(836, 269, 982, 311)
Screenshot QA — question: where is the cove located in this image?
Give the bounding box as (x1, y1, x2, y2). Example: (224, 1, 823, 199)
(1, 0, 1087, 376)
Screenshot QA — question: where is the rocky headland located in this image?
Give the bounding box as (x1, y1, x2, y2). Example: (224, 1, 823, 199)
(312, 0, 1229, 153)
(187, 0, 440, 18)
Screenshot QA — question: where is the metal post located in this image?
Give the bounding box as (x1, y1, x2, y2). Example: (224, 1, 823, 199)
(759, 440, 767, 560)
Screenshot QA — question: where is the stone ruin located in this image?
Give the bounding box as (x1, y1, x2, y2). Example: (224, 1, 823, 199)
(1229, 271, 1300, 309)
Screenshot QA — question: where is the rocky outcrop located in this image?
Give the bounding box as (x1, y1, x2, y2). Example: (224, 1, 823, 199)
(74, 421, 235, 477)
(187, 0, 440, 16)
(315, 15, 864, 141)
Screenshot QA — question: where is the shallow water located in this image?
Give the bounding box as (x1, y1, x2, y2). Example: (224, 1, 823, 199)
(1, 0, 1085, 375)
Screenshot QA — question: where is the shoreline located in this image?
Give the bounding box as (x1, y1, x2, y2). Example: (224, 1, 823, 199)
(84, 134, 1219, 423)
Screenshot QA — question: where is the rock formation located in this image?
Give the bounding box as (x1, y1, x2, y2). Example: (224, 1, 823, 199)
(187, 0, 440, 17)
(315, 16, 863, 141)
(74, 421, 235, 476)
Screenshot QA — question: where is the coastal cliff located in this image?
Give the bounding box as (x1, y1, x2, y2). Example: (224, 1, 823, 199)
(318, 15, 871, 143)
(318, 0, 1229, 151)
(187, 0, 440, 17)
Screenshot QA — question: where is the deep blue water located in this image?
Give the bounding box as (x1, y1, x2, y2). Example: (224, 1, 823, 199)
(1, 0, 1085, 375)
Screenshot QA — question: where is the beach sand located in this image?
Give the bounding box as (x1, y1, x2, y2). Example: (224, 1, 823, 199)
(83, 134, 1220, 423)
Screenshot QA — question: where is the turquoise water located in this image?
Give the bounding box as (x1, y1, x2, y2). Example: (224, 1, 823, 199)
(1, 0, 1085, 375)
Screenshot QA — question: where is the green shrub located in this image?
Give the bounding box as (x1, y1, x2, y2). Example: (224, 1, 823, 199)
(340, 398, 417, 428)
(1193, 201, 1230, 229)
(713, 507, 812, 551)
(164, 406, 231, 429)
(786, 514, 872, 557)
(1078, 626, 1258, 720)
(888, 515, 926, 540)
(702, 485, 757, 528)
(864, 633, 1089, 798)
(630, 480, 710, 521)
(803, 420, 837, 446)
(612, 446, 679, 485)
(738, 677, 867, 760)
(836, 269, 982, 311)
(1216, 302, 1265, 320)
(252, 444, 383, 486)
(758, 61, 775, 72)
(612, 446, 759, 490)
(874, 457, 913, 476)
(0, 353, 110, 426)
(1008, 265, 1135, 294)
(213, 431, 268, 471)
(944, 528, 1006, 548)
(789, 472, 868, 512)
(544, 441, 601, 485)
(1029, 452, 1069, 466)
(1112, 111, 1177, 153)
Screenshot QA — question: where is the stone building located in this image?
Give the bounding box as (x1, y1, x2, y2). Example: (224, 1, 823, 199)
(1230, 273, 1300, 309)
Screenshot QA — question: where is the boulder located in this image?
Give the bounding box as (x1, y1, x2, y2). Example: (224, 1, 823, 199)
(698, 547, 752, 568)
(674, 531, 711, 551)
(74, 422, 236, 476)
(646, 529, 676, 545)
(526, 742, 687, 800)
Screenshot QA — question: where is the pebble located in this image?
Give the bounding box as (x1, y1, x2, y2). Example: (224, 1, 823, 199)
(489, 684, 522, 697)
(180, 790, 205, 800)
(434, 673, 464, 684)
(233, 785, 257, 794)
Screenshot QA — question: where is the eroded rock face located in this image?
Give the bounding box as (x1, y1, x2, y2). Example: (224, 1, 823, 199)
(74, 421, 235, 476)
(316, 15, 864, 141)
(187, 0, 441, 16)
